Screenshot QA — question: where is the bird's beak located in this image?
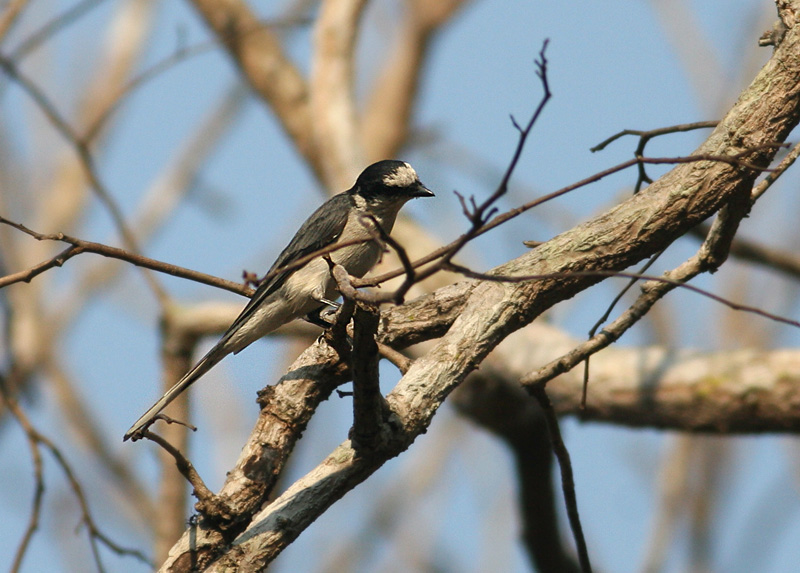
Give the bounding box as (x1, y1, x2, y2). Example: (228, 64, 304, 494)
(412, 182, 435, 198)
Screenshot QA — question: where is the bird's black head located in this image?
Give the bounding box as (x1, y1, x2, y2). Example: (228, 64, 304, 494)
(352, 160, 434, 202)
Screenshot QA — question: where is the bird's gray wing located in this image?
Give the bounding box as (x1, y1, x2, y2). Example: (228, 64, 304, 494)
(122, 193, 353, 441)
(123, 193, 352, 440)
(226, 192, 353, 335)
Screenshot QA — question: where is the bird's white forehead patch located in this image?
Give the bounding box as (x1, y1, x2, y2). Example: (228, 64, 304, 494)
(382, 163, 418, 187)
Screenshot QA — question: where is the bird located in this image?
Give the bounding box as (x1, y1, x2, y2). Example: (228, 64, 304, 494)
(124, 160, 434, 441)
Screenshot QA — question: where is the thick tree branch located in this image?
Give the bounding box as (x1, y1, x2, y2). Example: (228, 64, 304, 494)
(188, 18, 800, 566)
(155, 340, 351, 569)
(151, 10, 800, 568)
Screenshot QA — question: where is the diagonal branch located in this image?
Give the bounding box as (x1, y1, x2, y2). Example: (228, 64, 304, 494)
(152, 13, 800, 568)
(194, 17, 800, 567)
(188, 0, 323, 182)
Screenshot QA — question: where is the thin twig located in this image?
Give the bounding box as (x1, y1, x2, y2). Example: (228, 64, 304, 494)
(0, 217, 247, 295)
(0, 379, 152, 570)
(444, 262, 800, 331)
(437, 41, 552, 268)
(517, 196, 756, 392)
(0, 216, 379, 301)
(590, 121, 719, 152)
(751, 137, 800, 201)
(530, 385, 592, 573)
(360, 146, 783, 290)
(591, 120, 719, 192)
(141, 431, 221, 511)
(359, 212, 417, 304)
(581, 250, 665, 408)
(0, 53, 168, 303)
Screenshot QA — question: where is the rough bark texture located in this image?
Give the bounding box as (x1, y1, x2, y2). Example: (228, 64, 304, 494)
(159, 10, 800, 570)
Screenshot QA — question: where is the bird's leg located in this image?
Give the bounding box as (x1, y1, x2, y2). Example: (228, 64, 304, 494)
(318, 297, 341, 309)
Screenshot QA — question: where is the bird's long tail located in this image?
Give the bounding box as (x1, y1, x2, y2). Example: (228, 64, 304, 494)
(123, 342, 230, 441)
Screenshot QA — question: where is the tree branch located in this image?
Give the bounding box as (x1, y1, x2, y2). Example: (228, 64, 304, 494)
(184, 19, 800, 566)
(187, 0, 323, 183)
(310, 0, 367, 190)
(350, 302, 387, 451)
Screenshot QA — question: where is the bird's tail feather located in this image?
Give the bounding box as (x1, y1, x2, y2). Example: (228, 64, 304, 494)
(123, 343, 228, 441)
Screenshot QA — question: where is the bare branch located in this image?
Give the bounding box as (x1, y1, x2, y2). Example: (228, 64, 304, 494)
(530, 385, 592, 573)
(0, 216, 248, 296)
(350, 303, 387, 451)
(142, 431, 234, 524)
(188, 0, 324, 182)
(590, 121, 720, 152)
(0, 379, 152, 570)
(591, 120, 719, 192)
(0, 245, 79, 288)
(310, 0, 367, 190)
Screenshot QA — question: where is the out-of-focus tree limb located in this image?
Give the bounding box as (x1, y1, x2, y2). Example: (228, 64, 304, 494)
(0, 0, 29, 43)
(546, 345, 800, 432)
(362, 0, 470, 161)
(452, 370, 582, 573)
(310, 0, 367, 190)
(188, 0, 323, 182)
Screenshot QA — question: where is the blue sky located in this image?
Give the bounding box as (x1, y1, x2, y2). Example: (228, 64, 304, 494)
(2, 1, 799, 572)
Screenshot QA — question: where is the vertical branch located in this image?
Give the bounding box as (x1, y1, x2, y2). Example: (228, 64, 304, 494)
(362, 0, 468, 161)
(310, 0, 368, 191)
(530, 385, 592, 573)
(350, 302, 385, 450)
(153, 323, 198, 562)
(3, 378, 45, 573)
